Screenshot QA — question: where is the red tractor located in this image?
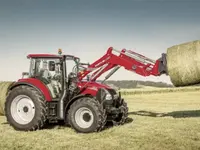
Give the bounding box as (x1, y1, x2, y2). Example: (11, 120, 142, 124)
(5, 47, 167, 133)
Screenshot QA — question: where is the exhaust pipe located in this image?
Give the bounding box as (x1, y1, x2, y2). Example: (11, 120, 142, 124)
(58, 58, 67, 119)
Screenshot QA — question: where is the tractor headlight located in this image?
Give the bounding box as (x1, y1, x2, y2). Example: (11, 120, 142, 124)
(105, 90, 112, 100)
(105, 93, 112, 100)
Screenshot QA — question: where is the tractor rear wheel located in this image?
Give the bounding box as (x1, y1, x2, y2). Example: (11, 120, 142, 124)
(67, 97, 107, 133)
(5, 85, 47, 131)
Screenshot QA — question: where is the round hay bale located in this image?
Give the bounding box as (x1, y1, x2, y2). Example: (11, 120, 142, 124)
(0, 81, 15, 115)
(166, 40, 200, 86)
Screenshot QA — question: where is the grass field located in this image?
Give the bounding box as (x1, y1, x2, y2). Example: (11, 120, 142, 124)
(1, 90, 200, 150)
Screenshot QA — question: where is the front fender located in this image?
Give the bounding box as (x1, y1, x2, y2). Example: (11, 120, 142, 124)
(9, 78, 52, 101)
(65, 94, 90, 111)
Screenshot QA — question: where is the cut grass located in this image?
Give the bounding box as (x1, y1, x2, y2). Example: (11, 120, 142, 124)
(1, 91, 200, 150)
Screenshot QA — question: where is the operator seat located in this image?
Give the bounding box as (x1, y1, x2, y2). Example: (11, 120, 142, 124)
(37, 61, 57, 98)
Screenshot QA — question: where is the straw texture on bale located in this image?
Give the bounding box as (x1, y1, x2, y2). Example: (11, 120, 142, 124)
(166, 40, 200, 87)
(0, 81, 15, 115)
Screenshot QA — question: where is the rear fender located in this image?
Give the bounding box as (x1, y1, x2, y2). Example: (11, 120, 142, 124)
(8, 78, 52, 101)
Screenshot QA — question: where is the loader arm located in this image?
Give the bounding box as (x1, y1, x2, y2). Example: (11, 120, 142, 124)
(78, 47, 168, 82)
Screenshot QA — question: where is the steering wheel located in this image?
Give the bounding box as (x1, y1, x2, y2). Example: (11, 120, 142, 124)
(52, 73, 61, 81)
(68, 72, 77, 79)
(72, 65, 86, 75)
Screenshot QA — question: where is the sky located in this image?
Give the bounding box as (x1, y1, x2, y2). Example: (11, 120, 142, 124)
(0, 0, 200, 84)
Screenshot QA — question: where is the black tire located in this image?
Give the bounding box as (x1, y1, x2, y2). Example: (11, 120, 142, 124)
(114, 100, 128, 125)
(67, 97, 107, 133)
(5, 85, 47, 131)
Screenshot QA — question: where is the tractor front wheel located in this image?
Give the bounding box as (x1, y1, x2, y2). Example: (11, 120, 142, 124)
(5, 85, 47, 131)
(67, 97, 107, 133)
(114, 100, 128, 125)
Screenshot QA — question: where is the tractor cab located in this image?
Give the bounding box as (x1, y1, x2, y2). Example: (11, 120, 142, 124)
(25, 49, 80, 100)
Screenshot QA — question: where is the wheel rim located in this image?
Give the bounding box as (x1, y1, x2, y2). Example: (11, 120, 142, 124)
(75, 107, 94, 129)
(10, 95, 35, 125)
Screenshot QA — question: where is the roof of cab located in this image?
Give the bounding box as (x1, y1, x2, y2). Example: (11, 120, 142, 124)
(27, 54, 62, 59)
(27, 54, 80, 59)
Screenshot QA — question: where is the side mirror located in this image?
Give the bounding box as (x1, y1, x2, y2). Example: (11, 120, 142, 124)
(22, 72, 29, 76)
(48, 61, 55, 71)
(22, 72, 29, 78)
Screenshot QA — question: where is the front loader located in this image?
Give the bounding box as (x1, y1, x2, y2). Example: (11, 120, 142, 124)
(5, 47, 168, 133)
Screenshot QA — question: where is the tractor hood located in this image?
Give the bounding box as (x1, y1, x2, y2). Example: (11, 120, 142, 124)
(77, 81, 116, 96)
(78, 81, 113, 90)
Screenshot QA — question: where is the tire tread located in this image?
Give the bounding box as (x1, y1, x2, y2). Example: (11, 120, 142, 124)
(67, 97, 107, 133)
(5, 85, 48, 131)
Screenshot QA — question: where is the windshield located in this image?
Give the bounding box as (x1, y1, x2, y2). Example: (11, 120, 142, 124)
(29, 58, 62, 79)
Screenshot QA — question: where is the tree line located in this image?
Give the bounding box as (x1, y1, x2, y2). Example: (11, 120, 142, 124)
(100, 80, 173, 89)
